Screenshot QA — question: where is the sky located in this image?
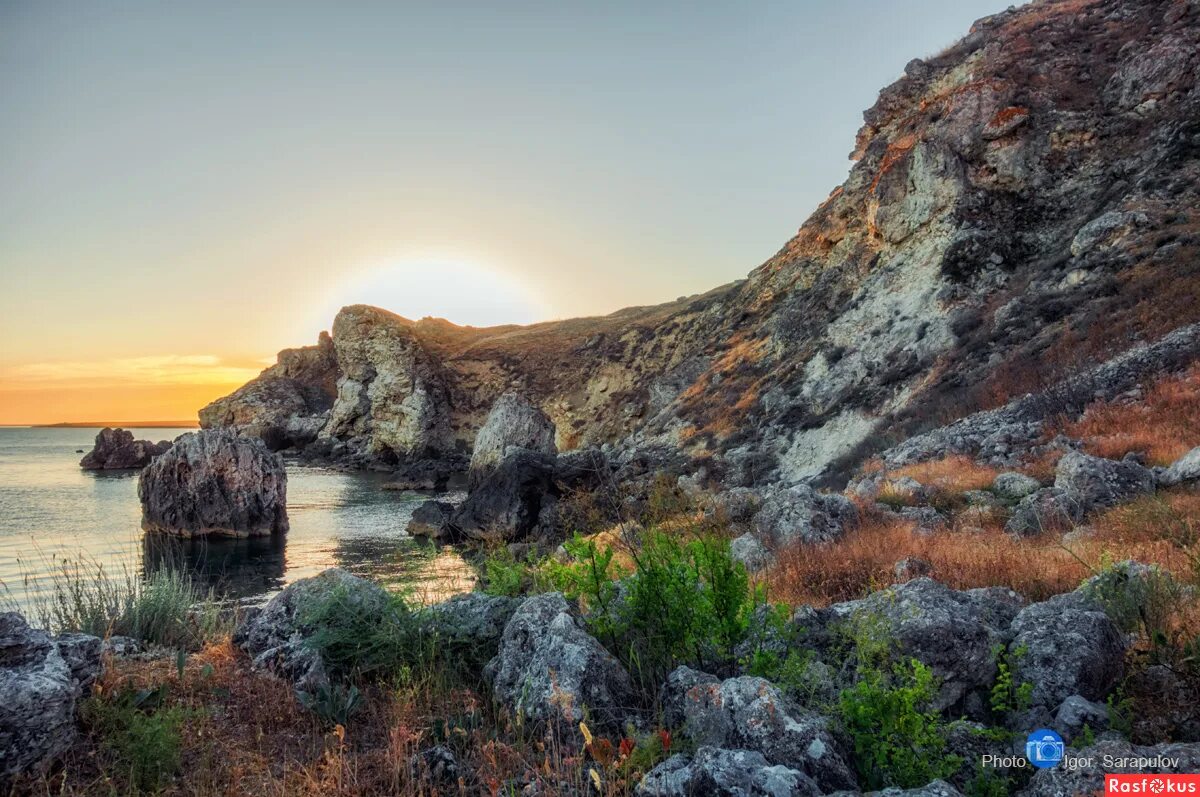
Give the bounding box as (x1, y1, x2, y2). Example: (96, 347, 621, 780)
(0, 0, 1013, 424)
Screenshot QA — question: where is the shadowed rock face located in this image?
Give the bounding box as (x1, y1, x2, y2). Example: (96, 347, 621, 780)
(204, 0, 1200, 486)
(79, 427, 170, 470)
(138, 429, 288, 538)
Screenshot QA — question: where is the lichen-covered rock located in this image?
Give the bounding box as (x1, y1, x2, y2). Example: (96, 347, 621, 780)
(636, 747, 821, 797)
(754, 485, 859, 546)
(79, 427, 170, 470)
(405, 500, 456, 540)
(450, 450, 556, 542)
(1054, 451, 1155, 514)
(659, 667, 856, 793)
(138, 428, 288, 538)
(1004, 487, 1083, 536)
(425, 592, 523, 657)
(991, 471, 1041, 500)
(1, 613, 101, 781)
(712, 488, 767, 524)
(233, 568, 390, 693)
(468, 393, 556, 489)
(864, 780, 965, 797)
(1020, 741, 1200, 797)
(730, 533, 774, 572)
(1053, 695, 1110, 743)
(484, 592, 635, 734)
(794, 579, 1024, 715)
(1159, 445, 1200, 487)
(1007, 592, 1127, 719)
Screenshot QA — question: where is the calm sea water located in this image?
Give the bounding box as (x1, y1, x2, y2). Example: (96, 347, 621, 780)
(0, 427, 474, 616)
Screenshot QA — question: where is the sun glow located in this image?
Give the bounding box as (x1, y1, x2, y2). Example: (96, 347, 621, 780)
(312, 256, 549, 331)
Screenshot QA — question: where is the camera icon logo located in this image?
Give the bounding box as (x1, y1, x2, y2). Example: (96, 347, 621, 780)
(1025, 729, 1065, 769)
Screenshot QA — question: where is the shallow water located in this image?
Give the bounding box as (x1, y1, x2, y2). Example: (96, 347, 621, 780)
(0, 427, 474, 616)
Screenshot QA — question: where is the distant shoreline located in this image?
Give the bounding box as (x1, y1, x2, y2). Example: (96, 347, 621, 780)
(25, 421, 200, 429)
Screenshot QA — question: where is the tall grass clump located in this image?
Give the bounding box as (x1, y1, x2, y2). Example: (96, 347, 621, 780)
(17, 557, 227, 649)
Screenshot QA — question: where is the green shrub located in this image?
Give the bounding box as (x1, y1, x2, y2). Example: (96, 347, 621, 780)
(83, 686, 189, 793)
(299, 586, 435, 681)
(838, 658, 963, 790)
(989, 644, 1033, 718)
(22, 559, 226, 649)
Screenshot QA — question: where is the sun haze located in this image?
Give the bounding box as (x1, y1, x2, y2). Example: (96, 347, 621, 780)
(0, 0, 1008, 424)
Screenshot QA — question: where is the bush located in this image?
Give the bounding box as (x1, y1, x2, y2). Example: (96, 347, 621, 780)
(299, 586, 436, 682)
(83, 685, 189, 793)
(22, 559, 226, 649)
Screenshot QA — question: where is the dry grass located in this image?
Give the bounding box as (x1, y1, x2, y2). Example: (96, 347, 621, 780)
(888, 455, 1001, 494)
(1062, 364, 1200, 465)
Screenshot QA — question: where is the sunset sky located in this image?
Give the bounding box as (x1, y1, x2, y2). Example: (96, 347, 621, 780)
(1, 0, 1008, 424)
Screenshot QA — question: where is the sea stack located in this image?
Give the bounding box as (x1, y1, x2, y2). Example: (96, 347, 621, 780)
(79, 427, 170, 470)
(138, 428, 288, 538)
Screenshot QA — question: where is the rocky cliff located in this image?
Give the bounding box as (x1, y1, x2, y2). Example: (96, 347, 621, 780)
(202, 0, 1200, 487)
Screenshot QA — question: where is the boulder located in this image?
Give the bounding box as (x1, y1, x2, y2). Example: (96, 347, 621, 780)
(552, 447, 612, 492)
(79, 427, 170, 470)
(1020, 741, 1200, 797)
(405, 500, 456, 541)
(636, 747, 821, 797)
(898, 506, 948, 534)
(468, 393, 557, 489)
(754, 485, 859, 546)
(425, 592, 523, 659)
(1007, 592, 1127, 719)
(138, 428, 288, 538)
(1, 613, 101, 781)
(450, 450, 556, 542)
(991, 471, 1041, 500)
(712, 488, 767, 524)
(793, 579, 1023, 715)
(1159, 445, 1200, 487)
(1053, 695, 1109, 743)
(409, 744, 459, 788)
(483, 592, 635, 735)
(1054, 451, 1154, 514)
(233, 568, 390, 693)
(659, 667, 857, 793)
(730, 533, 774, 573)
(1004, 487, 1083, 536)
(863, 781, 965, 797)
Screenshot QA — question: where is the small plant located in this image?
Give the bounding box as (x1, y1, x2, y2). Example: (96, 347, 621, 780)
(480, 546, 540, 598)
(298, 683, 363, 728)
(989, 644, 1033, 718)
(83, 685, 189, 793)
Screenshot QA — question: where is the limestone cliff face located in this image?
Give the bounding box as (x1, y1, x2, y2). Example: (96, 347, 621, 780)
(204, 0, 1200, 484)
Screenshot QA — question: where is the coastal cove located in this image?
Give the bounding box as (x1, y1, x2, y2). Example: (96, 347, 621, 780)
(0, 427, 473, 614)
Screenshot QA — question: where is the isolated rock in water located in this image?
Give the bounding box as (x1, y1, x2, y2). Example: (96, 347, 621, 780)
(991, 471, 1041, 501)
(0, 613, 101, 781)
(1159, 445, 1200, 487)
(1054, 451, 1154, 514)
(1004, 487, 1084, 536)
(484, 592, 635, 734)
(1021, 741, 1200, 797)
(730, 533, 774, 573)
(405, 500, 456, 541)
(659, 667, 856, 793)
(468, 393, 556, 489)
(233, 568, 389, 693)
(754, 485, 858, 546)
(79, 427, 170, 470)
(636, 746, 821, 797)
(1007, 591, 1127, 718)
(450, 450, 556, 542)
(794, 578, 1023, 715)
(138, 428, 288, 538)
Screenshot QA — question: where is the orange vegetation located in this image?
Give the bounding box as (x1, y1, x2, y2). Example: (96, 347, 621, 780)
(1063, 364, 1200, 466)
(887, 455, 1001, 494)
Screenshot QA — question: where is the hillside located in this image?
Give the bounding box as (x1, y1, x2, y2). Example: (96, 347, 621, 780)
(202, 0, 1200, 489)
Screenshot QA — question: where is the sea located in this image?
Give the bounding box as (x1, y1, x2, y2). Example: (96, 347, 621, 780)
(0, 426, 474, 617)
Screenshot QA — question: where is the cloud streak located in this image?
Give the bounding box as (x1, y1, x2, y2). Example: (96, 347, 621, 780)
(3, 355, 263, 387)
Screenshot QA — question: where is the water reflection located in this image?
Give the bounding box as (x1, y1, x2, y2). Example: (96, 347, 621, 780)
(142, 534, 288, 600)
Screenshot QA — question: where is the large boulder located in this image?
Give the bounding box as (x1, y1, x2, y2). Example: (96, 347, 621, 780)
(405, 500, 456, 541)
(79, 427, 170, 470)
(468, 393, 556, 489)
(450, 450, 556, 542)
(1020, 741, 1200, 797)
(754, 485, 859, 546)
(990, 471, 1041, 501)
(1054, 451, 1154, 514)
(1159, 445, 1200, 487)
(1006, 591, 1127, 722)
(425, 592, 523, 661)
(138, 428, 288, 538)
(636, 746, 821, 797)
(483, 592, 635, 735)
(233, 568, 390, 693)
(793, 578, 1023, 715)
(1004, 487, 1083, 536)
(1, 613, 101, 781)
(659, 667, 857, 793)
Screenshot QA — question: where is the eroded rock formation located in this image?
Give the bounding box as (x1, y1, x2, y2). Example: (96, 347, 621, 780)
(79, 427, 170, 470)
